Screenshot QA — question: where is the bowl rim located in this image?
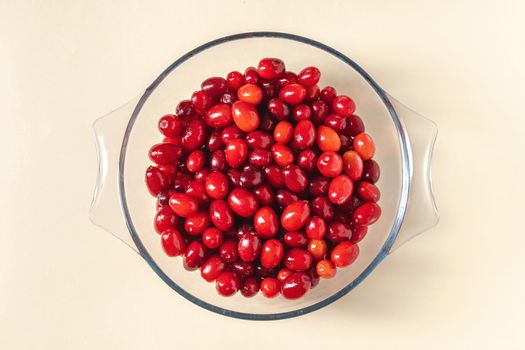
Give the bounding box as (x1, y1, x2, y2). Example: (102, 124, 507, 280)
(118, 31, 411, 320)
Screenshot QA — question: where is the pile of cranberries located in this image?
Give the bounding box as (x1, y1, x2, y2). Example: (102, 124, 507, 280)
(145, 58, 381, 299)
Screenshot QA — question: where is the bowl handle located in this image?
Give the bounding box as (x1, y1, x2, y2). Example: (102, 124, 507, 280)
(388, 95, 439, 252)
(89, 97, 141, 254)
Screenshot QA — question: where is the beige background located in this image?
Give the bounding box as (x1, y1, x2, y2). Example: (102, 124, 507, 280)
(1, 0, 525, 349)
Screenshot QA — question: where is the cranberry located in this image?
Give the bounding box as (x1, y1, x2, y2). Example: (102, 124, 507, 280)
(226, 71, 244, 90)
(227, 188, 259, 218)
(161, 228, 186, 257)
(357, 181, 381, 202)
(275, 71, 297, 87)
(146, 166, 170, 196)
(304, 85, 320, 102)
(362, 159, 380, 183)
(281, 272, 311, 299)
(194, 168, 209, 182)
(340, 195, 363, 212)
(349, 223, 368, 243)
(239, 166, 264, 188)
(257, 58, 285, 79)
(305, 216, 326, 240)
(263, 84, 278, 100)
(292, 104, 312, 122)
(307, 239, 327, 260)
(158, 114, 183, 137)
(254, 207, 279, 238)
(227, 168, 242, 187)
(215, 271, 240, 296)
(244, 67, 259, 85)
(281, 200, 310, 231)
(148, 143, 182, 165)
(184, 210, 211, 235)
(232, 101, 260, 132)
(344, 114, 365, 137)
(245, 130, 273, 149)
(238, 233, 261, 263)
(154, 206, 177, 233)
(275, 189, 300, 209)
(274, 121, 293, 143)
(185, 180, 210, 206)
(264, 165, 284, 188)
(293, 120, 316, 150)
(221, 125, 244, 144)
(331, 241, 359, 267)
(225, 139, 248, 168)
(260, 277, 280, 298)
(309, 176, 330, 196)
(240, 277, 260, 297)
(205, 171, 229, 199)
(156, 189, 174, 207)
(279, 83, 306, 105)
(207, 150, 225, 172)
(183, 241, 206, 270)
(282, 165, 308, 192)
(201, 76, 227, 97)
(258, 112, 276, 132)
(200, 255, 226, 282)
(253, 184, 274, 206)
(284, 248, 313, 271)
(316, 259, 336, 279)
(277, 268, 292, 283)
(209, 199, 235, 231)
(186, 150, 205, 172)
(172, 173, 191, 192)
(342, 150, 364, 181)
(191, 90, 213, 115)
(353, 132, 375, 160)
(320, 86, 337, 103)
(332, 95, 356, 117)
(326, 221, 352, 242)
(169, 193, 198, 217)
(176, 100, 194, 118)
(249, 148, 272, 166)
(283, 231, 308, 248)
(297, 66, 320, 86)
(182, 119, 208, 151)
(260, 239, 284, 269)
(219, 239, 239, 263)
(317, 151, 343, 177)
(353, 202, 381, 225)
(202, 227, 224, 249)
(316, 125, 341, 152)
(237, 84, 263, 105)
(311, 196, 335, 222)
(205, 104, 233, 128)
(296, 149, 317, 173)
(220, 92, 237, 104)
(271, 143, 295, 167)
(311, 100, 328, 125)
(323, 114, 346, 133)
(328, 175, 353, 205)
(268, 98, 290, 120)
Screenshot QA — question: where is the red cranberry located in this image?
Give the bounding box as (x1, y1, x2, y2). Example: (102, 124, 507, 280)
(169, 193, 198, 217)
(326, 221, 352, 242)
(260, 239, 284, 269)
(194, 168, 209, 182)
(263, 83, 278, 100)
(244, 67, 259, 85)
(311, 100, 328, 125)
(245, 130, 273, 149)
(282, 165, 308, 192)
(205, 103, 233, 128)
(260, 277, 280, 298)
(362, 159, 380, 183)
(277, 268, 293, 283)
(311, 196, 335, 222)
(284, 248, 313, 271)
(271, 143, 294, 167)
(293, 120, 316, 150)
(183, 241, 206, 270)
(316, 259, 336, 279)
(317, 151, 343, 177)
(283, 231, 308, 248)
(275, 71, 297, 87)
(185, 180, 210, 206)
(328, 175, 353, 205)
(232, 101, 260, 132)
(296, 149, 318, 173)
(350, 223, 368, 243)
(279, 83, 306, 105)
(209, 199, 235, 231)
(258, 112, 276, 132)
(254, 207, 279, 238)
(207, 130, 224, 151)
(227, 168, 242, 187)
(304, 85, 320, 102)
(238, 233, 261, 263)
(307, 239, 327, 260)
(239, 166, 264, 188)
(191, 90, 212, 115)
(226, 71, 244, 90)
(186, 150, 205, 172)
(158, 114, 183, 137)
(215, 271, 240, 296)
(202, 227, 224, 249)
(297, 66, 321, 86)
(219, 239, 239, 263)
(309, 176, 330, 196)
(275, 189, 300, 209)
(172, 173, 191, 192)
(257, 58, 285, 79)
(353, 132, 375, 160)
(148, 143, 182, 165)
(305, 216, 326, 240)
(268, 98, 290, 120)
(264, 165, 284, 188)
(320, 86, 337, 103)
(231, 260, 255, 279)
(225, 139, 248, 168)
(344, 114, 365, 137)
(175, 100, 194, 118)
(237, 84, 263, 105)
(201, 77, 227, 98)
(292, 104, 312, 122)
(200, 255, 226, 282)
(342, 150, 364, 181)
(331, 241, 359, 267)
(281, 200, 310, 231)
(323, 114, 347, 133)
(156, 189, 174, 207)
(227, 188, 259, 218)
(181, 119, 208, 151)
(154, 206, 178, 234)
(353, 202, 381, 225)
(205, 171, 229, 199)
(253, 184, 274, 206)
(316, 125, 341, 152)
(357, 181, 381, 202)
(161, 228, 186, 256)
(146, 166, 170, 195)
(240, 277, 260, 297)
(281, 272, 311, 299)
(249, 148, 272, 166)
(332, 95, 356, 117)
(274, 121, 293, 143)
(184, 210, 211, 235)
(221, 125, 244, 144)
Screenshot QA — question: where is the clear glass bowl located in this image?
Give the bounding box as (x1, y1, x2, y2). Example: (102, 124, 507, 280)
(90, 32, 439, 320)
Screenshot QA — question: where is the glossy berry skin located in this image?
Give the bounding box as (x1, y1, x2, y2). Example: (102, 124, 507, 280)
(161, 229, 186, 257)
(281, 200, 311, 231)
(230, 260, 255, 279)
(292, 104, 312, 121)
(221, 125, 244, 144)
(350, 223, 368, 243)
(353, 202, 382, 225)
(254, 207, 279, 238)
(326, 221, 352, 242)
(274, 121, 293, 143)
(225, 139, 248, 168)
(219, 239, 239, 263)
(293, 120, 316, 150)
(191, 90, 213, 115)
(186, 150, 205, 172)
(238, 233, 261, 263)
(205, 103, 233, 128)
(149, 143, 182, 165)
(232, 101, 260, 132)
(268, 98, 290, 120)
(332, 95, 356, 117)
(200, 255, 226, 282)
(277, 268, 293, 283)
(209, 150, 227, 172)
(323, 114, 347, 133)
(205, 171, 229, 199)
(239, 166, 264, 188)
(202, 227, 224, 249)
(283, 231, 308, 248)
(271, 143, 294, 167)
(362, 159, 380, 183)
(249, 148, 272, 166)
(320, 86, 337, 103)
(241, 277, 260, 297)
(209, 199, 235, 231)
(253, 184, 274, 206)
(227, 188, 259, 218)
(237, 84, 263, 105)
(184, 210, 211, 235)
(309, 176, 330, 196)
(260, 278, 280, 298)
(169, 193, 199, 217)
(281, 272, 311, 299)
(260, 239, 284, 269)
(296, 149, 317, 173)
(305, 216, 326, 240)
(311, 100, 328, 125)
(264, 165, 284, 188)
(328, 175, 354, 205)
(330, 241, 359, 267)
(311, 196, 335, 222)
(317, 152, 343, 177)
(244, 67, 259, 85)
(342, 150, 364, 181)
(146, 166, 170, 196)
(158, 114, 183, 137)
(257, 58, 285, 79)
(183, 241, 206, 271)
(316, 126, 341, 152)
(357, 181, 381, 202)
(185, 180, 210, 206)
(304, 84, 320, 102)
(176, 99, 194, 118)
(344, 114, 365, 137)
(279, 83, 306, 105)
(226, 71, 244, 90)
(297, 66, 321, 87)
(282, 165, 308, 193)
(182, 119, 208, 152)
(307, 239, 327, 260)
(215, 271, 240, 297)
(246, 130, 273, 149)
(284, 248, 313, 271)
(316, 259, 336, 279)
(353, 132, 375, 160)
(201, 77, 227, 97)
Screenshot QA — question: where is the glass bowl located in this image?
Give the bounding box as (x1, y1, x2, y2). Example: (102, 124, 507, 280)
(90, 32, 439, 320)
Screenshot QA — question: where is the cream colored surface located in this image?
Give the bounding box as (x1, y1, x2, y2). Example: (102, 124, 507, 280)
(1, 0, 524, 349)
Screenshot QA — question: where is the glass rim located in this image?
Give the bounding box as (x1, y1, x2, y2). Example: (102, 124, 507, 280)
(118, 31, 411, 320)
